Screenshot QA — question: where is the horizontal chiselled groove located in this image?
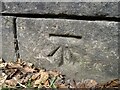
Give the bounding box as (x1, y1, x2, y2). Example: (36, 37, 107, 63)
(49, 34, 82, 39)
(1, 13, 120, 22)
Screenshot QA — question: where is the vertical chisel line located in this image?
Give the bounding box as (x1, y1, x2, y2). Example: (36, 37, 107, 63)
(13, 17, 20, 60)
(58, 46, 64, 67)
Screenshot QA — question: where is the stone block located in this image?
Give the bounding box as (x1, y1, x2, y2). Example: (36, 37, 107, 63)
(0, 16, 2, 58)
(2, 2, 119, 18)
(1, 16, 15, 61)
(17, 18, 119, 82)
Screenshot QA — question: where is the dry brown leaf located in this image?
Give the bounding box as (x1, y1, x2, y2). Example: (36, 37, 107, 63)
(103, 79, 120, 88)
(7, 69, 18, 79)
(16, 58, 23, 64)
(31, 72, 41, 80)
(13, 73, 22, 81)
(88, 80, 97, 88)
(0, 58, 3, 63)
(44, 80, 49, 86)
(82, 79, 98, 88)
(1, 59, 120, 89)
(0, 63, 7, 69)
(34, 79, 41, 85)
(49, 70, 60, 77)
(39, 71, 49, 84)
(4, 68, 18, 78)
(71, 79, 77, 88)
(13, 77, 27, 88)
(5, 79, 17, 86)
(0, 58, 5, 63)
(23, 66, 35, 73)
(7, 62, 22, 69)
(56, 84, 67, 88)
(34, 71, 49, 86)
(38, 83, 43, 88)
(26, 62, 34, 67)
(20, 73, 32, 84)
(0, 73, 7, 87)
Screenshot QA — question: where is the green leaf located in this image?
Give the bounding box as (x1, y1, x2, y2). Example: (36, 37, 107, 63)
(50, 76, 57, 88)
(26, 79, 32, 88)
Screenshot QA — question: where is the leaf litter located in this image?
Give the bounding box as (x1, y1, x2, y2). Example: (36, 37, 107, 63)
(0, 58, 119, 89)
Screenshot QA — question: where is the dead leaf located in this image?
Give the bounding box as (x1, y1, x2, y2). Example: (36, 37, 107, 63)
(34, 71, 49, 86)
(103, 79, 120, 88)
(34, 79, 41, 85)
(0, 73, 7, 87)
(0, 63, 7, 69)
(1, 59, 119, 89)
(82, 79, 98, 88)
(5, 79, 17, 86)
(0, 58, 5, 63)
(13, 77, 27, 88)
(49, 70, 60, 77)
(23, 65, 35, 73)
(6, 62, 22, 69)
(71, 79, 77, 88)
(44, 80, 49, 86)
(31, 72, 41, 80)
(16, 58, 23, 64)
(26, 62, 34, 67)
(39, 71, 49, 84)
(20, 73, 32, 84)
(56, 84, 67, 88)
(7, 69, 18, 79)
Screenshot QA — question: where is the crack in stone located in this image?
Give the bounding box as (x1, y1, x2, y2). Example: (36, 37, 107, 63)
(13, 18, 20, 60)
(1, 13, 120, 22)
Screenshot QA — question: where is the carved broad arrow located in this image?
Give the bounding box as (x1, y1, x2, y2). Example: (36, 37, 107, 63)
(43, 33, 82, 66)
(17, 18, 118, 82)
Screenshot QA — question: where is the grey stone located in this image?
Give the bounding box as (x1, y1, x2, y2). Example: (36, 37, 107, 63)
(0, 16, 2, 58)
(1, 0, 120, 2)
(1, 16, 15, 61)
(0, 1, 2, 13)
(2, 2, 120, 18)
(17, 18, 119, 83)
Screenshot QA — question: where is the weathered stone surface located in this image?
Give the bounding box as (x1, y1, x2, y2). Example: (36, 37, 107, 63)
(1, 0, 120, 2)
(0, 1, 2, 13)
(1, 16, 15, 61)
(2, 2, 119, 18)
(17, 18, 119, 82)
(0, 16, 2, 58)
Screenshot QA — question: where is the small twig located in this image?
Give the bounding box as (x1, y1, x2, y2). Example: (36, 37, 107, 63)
(13, 77, 27, 88)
